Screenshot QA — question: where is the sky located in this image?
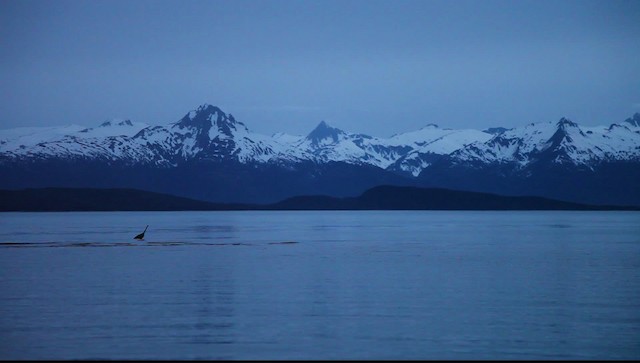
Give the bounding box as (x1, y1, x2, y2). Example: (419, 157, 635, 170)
(1, 0, 639, 137)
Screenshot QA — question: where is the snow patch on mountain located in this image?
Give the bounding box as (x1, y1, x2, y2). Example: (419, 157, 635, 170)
(0, 125, 86, 151)
(78, 119, 148, 138)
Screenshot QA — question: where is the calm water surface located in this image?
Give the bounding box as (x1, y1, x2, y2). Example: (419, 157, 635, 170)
(0, 211, 639, 360)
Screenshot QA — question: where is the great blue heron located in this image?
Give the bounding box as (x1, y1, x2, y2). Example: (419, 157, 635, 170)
(134, 225, 148, 240)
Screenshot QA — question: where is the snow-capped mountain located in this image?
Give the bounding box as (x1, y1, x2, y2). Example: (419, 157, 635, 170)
(0, 118, 149, 162)
(1, 104, 639, 205)
(3, 104, 638, 174)
(441, 116, 640, 169)
(0, 104, 497, 174)
(385, 124, 493, 176)
(0, 105, 297, 166)
(414, 114, 640, 207)
(0, 119, 148, 149)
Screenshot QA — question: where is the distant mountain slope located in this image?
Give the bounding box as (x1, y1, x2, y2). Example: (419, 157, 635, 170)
(1, 186, 635, 211)
(270, 185, 638, 211)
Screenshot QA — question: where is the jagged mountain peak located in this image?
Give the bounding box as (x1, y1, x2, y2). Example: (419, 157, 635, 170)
(624, 112, 640, 127)
(99, 119, 133, 128)
(313, 120, 336, 130)
(197, 103, 217, 111)
(557, 117, 579, 129)
(174, 104, 248, 135)
(544, 118, 581, 150)
(191, 104, 234, 121)
(76, 118, 146, 137)
(176, 104, 223, 127)
(306, 120, 345, 145)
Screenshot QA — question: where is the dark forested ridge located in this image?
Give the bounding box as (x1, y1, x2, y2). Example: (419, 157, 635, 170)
(269, 185, 638, 211)
(1, 186, 637, 212)
(0, 188, 248, 211)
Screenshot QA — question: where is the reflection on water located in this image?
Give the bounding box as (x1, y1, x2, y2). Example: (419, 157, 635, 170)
(189, 259, 236, 354)
(0, 211, 639, 360)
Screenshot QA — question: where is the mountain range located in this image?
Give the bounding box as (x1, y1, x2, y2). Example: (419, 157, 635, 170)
(1, 104, 639, 206)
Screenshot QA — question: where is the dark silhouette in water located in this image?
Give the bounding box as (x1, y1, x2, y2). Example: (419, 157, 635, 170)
(134, 225, 148, 240)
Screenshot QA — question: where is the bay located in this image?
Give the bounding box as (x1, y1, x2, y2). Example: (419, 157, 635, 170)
(0, 211, 639, 360)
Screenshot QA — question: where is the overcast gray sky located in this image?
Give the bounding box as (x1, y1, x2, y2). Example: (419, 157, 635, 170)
(1, 0, 639, 137)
